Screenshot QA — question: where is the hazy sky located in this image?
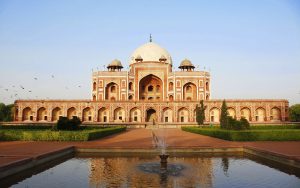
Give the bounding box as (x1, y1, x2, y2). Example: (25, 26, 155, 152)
(0, 0, 299, 105)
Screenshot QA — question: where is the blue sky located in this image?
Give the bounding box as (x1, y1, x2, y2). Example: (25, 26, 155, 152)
(0, 0, 299, 105)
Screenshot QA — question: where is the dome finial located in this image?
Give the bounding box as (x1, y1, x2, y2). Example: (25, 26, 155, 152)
(149, 33, 152, 42)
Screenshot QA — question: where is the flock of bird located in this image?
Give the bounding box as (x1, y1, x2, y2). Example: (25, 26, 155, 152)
(0, 74, 84, 103)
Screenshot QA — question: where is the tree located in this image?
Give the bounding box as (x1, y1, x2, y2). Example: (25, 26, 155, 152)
(196, 100, 206, 126)
(289, 104, 300, 122)
(0, 103, 13, 122)
(220, 100, 229, 129)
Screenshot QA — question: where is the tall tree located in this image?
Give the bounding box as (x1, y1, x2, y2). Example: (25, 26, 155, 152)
(196, 100, 206, 126)
(289, 104, 300, 122)
(0, 103, 13, 122)
(220, 100, 229, 129)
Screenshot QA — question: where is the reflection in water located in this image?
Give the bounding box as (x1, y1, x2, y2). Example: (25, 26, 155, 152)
(10, 156, 300, 188)
(222, 157, 229, 177)
(89, 157, 213, 187)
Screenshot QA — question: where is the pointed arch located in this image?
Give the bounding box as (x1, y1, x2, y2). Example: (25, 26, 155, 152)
(67, 107, 77, 119)
(209, 107, 220, 123)
(178, 107, 189, 122)
(162, 107, 173, 123)
(52, 107, 62, 121)
(271, 107, 281, 121)
(114, 107, 125, 122)
(22, 107, 33, 121)
(227, 107, 236, 118)
(255, 107, 266, 122)
(98, 107, 109, 122)
(241, 107, 251, 121)
(129, 107, 141, 122)
(105, 82, 119, 101)
(169, 82, 173, 91)
(139, 74, 163, 101)
(93, 82, 97, 91)
(37, 107, 47, 121)
(183, 82, 197, 101)
(82, 107, 93, 122)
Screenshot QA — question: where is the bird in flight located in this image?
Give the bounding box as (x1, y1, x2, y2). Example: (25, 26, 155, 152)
(34, 77, 38, 80)
(20, 85, 24, 89)
(51, 75, 55, 78)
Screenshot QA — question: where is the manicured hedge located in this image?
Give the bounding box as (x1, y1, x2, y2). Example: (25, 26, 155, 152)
(0, 126, 126, 141)
(250, 125, 300, 129)
(0, 125, 53, 130)
(182, 127, 300, 141)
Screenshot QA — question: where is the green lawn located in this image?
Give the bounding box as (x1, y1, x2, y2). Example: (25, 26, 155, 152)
(182, 125, 300, 141)
(0, 126, 126, 141)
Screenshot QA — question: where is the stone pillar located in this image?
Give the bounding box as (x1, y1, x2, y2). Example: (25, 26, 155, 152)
(236, 104, 241, 120)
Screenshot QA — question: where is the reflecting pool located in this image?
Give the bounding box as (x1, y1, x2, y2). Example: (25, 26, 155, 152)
(5, 155, 300, 188)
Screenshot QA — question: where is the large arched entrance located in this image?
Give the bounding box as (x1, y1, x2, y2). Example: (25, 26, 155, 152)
(146, 108, 157, 122)
(139, 74, 163, 101)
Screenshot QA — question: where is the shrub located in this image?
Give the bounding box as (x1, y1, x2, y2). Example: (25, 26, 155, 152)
(56, 116, 81, 130)
(182, 126, 300, 141)
(0, 126, 126, 141)
(250, 125, 300, 129)
(227, 116, 250, 130)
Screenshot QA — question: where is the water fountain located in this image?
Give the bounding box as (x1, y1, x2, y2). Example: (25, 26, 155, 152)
(137, 127, 185, 178)
(151, 127, 170, 172)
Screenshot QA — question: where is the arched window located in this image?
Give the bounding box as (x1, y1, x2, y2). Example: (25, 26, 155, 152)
(206, 82, 209, 91)
(169, 95, 174, 101)
(92, 95, 96, 101)
(93, 82, 96, 91)
(111, 97, 116, 101)
(169, 82, 173, 91)
(148, 85, 153, 92)
(206, 94, 209, 100)
(148, 97, 153, 100)
(187, 97, 191, 101)
(128, 95, 133, 100)
(129, 82, 133, 90)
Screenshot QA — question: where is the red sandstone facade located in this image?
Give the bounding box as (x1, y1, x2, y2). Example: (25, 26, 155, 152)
(14, 41, 289, 124)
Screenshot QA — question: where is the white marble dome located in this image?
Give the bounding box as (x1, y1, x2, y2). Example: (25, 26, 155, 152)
(130, 42, 172, 65)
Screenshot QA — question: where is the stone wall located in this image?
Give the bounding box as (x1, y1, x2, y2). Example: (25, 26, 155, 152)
(14, 99, 289, 123)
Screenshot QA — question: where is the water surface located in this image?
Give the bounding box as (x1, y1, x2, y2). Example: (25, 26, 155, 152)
(7, 156, 300, 188)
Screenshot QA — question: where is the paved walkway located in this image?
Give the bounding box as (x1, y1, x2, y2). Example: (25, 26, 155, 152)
(1, 129, 300, 172)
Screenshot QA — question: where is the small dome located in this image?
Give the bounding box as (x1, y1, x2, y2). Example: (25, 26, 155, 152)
(179, 59, 194, 69)
(107, 59, 123, 68)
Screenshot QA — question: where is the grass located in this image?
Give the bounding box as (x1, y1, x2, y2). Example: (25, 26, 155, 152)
(182, 125, 300, 141)
(0, 126, 126, 141)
